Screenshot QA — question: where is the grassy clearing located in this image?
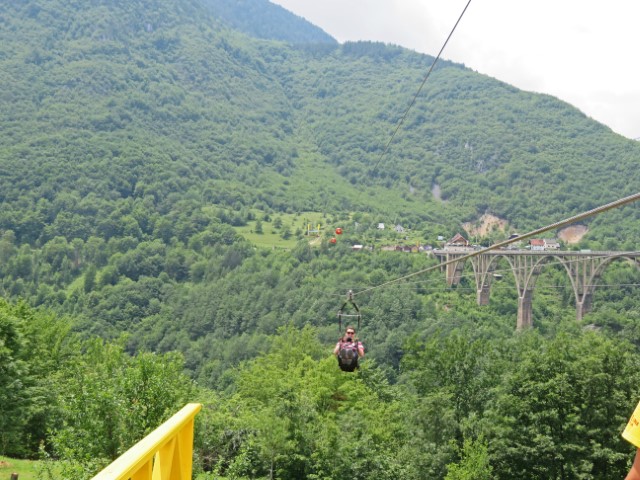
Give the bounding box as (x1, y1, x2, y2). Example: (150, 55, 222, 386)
(232, 209, 432, 250)
(0, 456, 41, 480)
(236, 222, 299, 249)
(235, 211, 332, 249)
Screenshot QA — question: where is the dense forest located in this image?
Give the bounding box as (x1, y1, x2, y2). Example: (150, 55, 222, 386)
(2, 0, 640, 478)
(201, 0, 337, 44)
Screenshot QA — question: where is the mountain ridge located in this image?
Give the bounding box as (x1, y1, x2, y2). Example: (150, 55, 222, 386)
(202, 0, 337, 44)
(1, 0, 639, 248)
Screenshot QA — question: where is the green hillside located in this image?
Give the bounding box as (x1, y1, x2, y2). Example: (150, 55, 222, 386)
(201, 0, 337, 44)
(2, 1, 640, 478)
(2, 0, 639, 248)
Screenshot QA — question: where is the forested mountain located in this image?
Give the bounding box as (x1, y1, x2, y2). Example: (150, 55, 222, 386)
(2, 1, 640, 478)
(2, 0, 639, 248)
(201, 0, 337, 44)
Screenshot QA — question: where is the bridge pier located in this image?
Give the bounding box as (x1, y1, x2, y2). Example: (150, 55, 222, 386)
(517, 290, 534, 329)
(477, 284, 491, 305)
(506, 255, 544, 330)
(470, 254, 495, 306)
(562, 255, 617, 323)
(576, 293, 593, 321)
(444, 253, 466, 286)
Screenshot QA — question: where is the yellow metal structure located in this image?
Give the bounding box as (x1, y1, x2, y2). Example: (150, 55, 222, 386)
(624, 400, 640, 448)
(91, 403, 202, 480)
(307, 223, 322, 236)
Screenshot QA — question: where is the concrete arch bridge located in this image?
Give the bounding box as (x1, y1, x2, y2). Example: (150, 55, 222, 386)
(433, 249, 640, 329)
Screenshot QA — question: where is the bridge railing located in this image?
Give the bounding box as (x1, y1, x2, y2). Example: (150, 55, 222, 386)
(91, 402, 202, 480)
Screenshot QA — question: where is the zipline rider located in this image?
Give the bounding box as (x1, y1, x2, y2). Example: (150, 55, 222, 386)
(334, 326, 364, 372)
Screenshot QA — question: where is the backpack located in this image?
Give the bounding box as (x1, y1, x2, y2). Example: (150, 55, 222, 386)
(338, 341, 359, 372)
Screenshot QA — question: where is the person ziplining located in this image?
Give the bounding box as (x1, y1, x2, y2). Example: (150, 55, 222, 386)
(334, 290, 364, 372)
(334, 325, 365, 372)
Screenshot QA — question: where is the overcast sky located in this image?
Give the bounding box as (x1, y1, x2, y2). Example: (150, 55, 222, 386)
(270, 0, 639, 140)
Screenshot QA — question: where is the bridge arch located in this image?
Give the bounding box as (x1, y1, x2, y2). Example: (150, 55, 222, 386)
(556, 254, 640, 321)
(435, 250, 640, 330)
(468, 252, 558, 329)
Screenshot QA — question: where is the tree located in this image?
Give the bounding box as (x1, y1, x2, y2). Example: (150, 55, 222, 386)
(484, 331, 640, 479)
(445, 438, 493, 480)
(402, 330, 496, 444)
(84, 264, 97, 292)
(0, 306, 29, 456)
(49, 338, 195, 479)
(0, 299, 76, 458)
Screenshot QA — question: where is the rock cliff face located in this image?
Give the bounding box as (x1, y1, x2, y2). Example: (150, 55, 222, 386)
(463, 213, 508, 237)
(558, 225, 588, 244)
(462, 216, 588, 245)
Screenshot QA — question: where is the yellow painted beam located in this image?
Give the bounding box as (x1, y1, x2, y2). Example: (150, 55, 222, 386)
(92, 403, 202, 480)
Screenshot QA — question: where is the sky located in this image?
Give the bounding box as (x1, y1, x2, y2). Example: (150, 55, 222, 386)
(270, 0, 640, 140)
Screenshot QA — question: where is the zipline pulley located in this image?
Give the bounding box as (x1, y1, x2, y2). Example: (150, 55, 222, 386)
(337, 289, 361, 332)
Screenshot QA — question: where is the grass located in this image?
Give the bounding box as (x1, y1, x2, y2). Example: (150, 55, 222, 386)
(234, 211, 331, 250)
(236, 221, 300, 249)
(228, 208, 432, 250)
(0, 456, 42, 480)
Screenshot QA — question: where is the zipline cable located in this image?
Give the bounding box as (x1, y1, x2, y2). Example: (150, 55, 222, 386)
(369, 0, 473, 176)
(353, 192, 640, 297)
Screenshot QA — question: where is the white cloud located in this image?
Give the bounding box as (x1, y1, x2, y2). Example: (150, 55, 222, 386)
(270, 0, 640, 139)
